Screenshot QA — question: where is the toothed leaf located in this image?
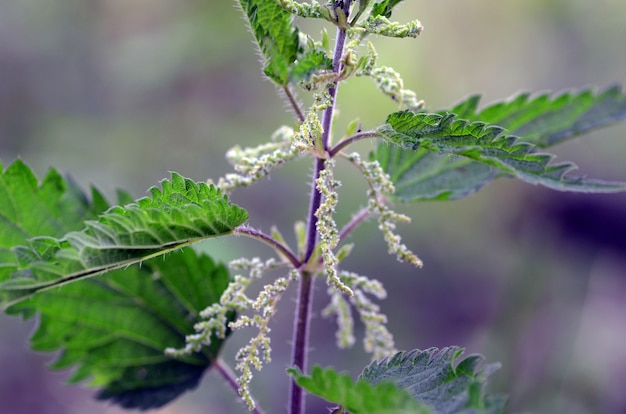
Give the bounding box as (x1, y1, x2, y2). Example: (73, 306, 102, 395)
(238, 0, 299, 84)
(288, 365, 430, 414)
(375, 87, 626, 201)
(10, 249, 234, 410)
(0, 160, 237, 409)
(239, 0, 330, 85)
(371, 0, 405, 18)
(290, 47, 333, 83)
(451, 86, 626, 148)
(360, 347, 506, 414)
(0, 160, 247, 306)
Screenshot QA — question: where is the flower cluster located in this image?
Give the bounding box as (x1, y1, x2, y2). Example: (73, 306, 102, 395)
(323, 270, 396, 359)
(277, 0, 324, 19)
(292, 92, 331, 155)
(315, 159, 354, 295)
(369, 66, 425, 111)
(356, 14, 423, 38)
(230, 269, 297, 409)
(167, 257, 296, 410)
(216, 127, 301, 193)
(354, 42, 424, 111)
(347, 152, 423, 268)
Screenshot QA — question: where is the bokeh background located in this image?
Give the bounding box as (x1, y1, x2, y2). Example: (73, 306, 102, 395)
(1, 1, 626, 413)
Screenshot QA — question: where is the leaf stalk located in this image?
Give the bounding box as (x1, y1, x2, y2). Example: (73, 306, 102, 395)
(329, 129, 380, 157)
(234, 226, 300, 268)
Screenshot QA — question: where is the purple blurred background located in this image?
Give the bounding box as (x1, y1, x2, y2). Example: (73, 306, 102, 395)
(1, 1, 625, 413)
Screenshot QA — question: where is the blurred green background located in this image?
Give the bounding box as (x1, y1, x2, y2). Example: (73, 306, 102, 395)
(1, 1, 626, 413)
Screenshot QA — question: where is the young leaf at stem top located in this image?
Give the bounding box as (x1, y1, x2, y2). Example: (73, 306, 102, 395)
(371, 0, 405, 19)
(239, 0, 332, 85)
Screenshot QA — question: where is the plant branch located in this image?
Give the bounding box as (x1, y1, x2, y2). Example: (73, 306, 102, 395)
(329, 130, 380, 157)
(338, 207, 372, 244)
(283, 85, 306, 122)
(214, 358, 266, 414)
(234, 226, 300, 268)
(291, 3, 353, 414)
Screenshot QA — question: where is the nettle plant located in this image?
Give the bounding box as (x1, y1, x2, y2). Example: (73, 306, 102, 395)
(1, 1, 626, 413)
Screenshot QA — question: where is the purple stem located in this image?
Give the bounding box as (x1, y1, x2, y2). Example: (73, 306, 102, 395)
(328, 129, 380, 157)
(302, 23, 348, 264)
(234, 226, 300, 268)
(338, 207, 371, 244)
(289, 4, 353, 414)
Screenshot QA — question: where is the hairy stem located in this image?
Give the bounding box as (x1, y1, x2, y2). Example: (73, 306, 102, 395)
(329, 130, 380, 157)
(283, 85, 306, 122)
(338, 207, 372, 244)
(234, 226, 300, 268)
(289, 270, 314, 414)
(290, 3, 353, 413)
(303, 19, 349, 264)
(214, 359, 266, 414)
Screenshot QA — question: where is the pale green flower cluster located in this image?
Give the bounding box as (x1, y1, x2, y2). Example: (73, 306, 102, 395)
(369, 66, 425, 111)
(323, 271, 396, 359)
(292, 92, 331, 155)
(217, 141, 300, 193)
(216, 93, 334, 194)
(167, 257, 296, 410)
(216, 125, 308, 192)
(315, 159, 354, 295)
(231, 268, 297, 410)
(354, 42, 424, 111)
(277, 0, 324, 19)
(356, 15, 423, 38)
(347, 152, 423, 268)
(278, 0, 423, 40)
(321, 285, 354, 348)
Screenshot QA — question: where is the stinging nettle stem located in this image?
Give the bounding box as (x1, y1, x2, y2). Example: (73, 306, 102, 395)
(290, 3, 353, 414)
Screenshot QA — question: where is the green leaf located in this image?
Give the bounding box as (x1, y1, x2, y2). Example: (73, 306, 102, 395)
(0, 160, 237, 409)
(371, 0, 405, 18)
(374, 87, 626, 201)
(0, 160, 105, 294)
(0, 160, 100, 242)
(290, 47, 333, 83)
(0, 161, 247, 307)
(449, 86, 626, 148)
(238, 0, 331, 85)
(376, 103, 626, 199)
(238, 0, 300, 85)
(288, 365, 431, 414)
(360, 347, 506, 414)
(9, 248, 234, 410)
(374, 147, 496, 202)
